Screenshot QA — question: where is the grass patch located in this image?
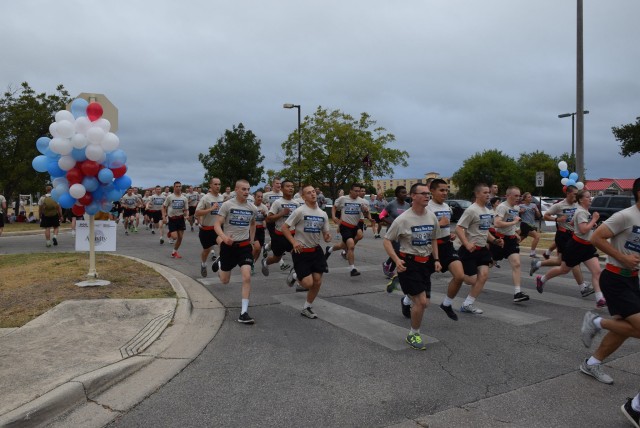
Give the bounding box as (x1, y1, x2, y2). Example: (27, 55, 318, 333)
(3, 222, 71, 233)
(0, 253, 176, 328)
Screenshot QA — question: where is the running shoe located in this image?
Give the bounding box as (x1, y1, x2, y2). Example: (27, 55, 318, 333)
(536, 275, 544, 294)
(52, 236, 58, 246)
(529, 253, 538, 258)
(386, 275, 399, 293)
(581, 311, 600, 348)
(621, 397, 640, 428)
(341, 250, 347, 260)
(133, 227, 138, 233)
(171, 251, 182, 259)
(211, 256, 220, 273)
(210, 250, 216, 260)
(579, 359, 613, 384)
(543, 251, 551, 260)
(460, 304, 483, 314)
(513, 291, 530, 302)
(125, 230, 129, 236)
(169, 239, 175, 244)
(382, 261, 390, 277)
(439, 303, 458, 321)
(301, 307, 317, 319)
(200, 264, 207, 277)
(596, 298, 607, 308)
(286, 267, 296, 287)
(401, 297, 411, 319)
(529, 259, 539, 276)
(581, 283, 595, 297)
(350, 268, 361, 277)
(160, 237, 164, 244)
(191, 226, 194, 232)
(262, 243, 270, 259)
(237, 312, 255, 324)
(280, 262, 291, 271)
(151, 229, 155, 234)
(46, 240, 52, 248)
(261, 258, 270, 276)
(295, 284, 308, 292)
(406, 332, 426, 351)
(324, 246, 332, 260)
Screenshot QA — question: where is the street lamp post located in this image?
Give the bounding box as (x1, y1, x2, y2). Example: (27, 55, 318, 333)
(558, 110, 589, 172)
(283, 103, 301, 189)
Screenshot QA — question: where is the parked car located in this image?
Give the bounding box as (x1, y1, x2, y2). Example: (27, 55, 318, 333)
(323, 197, 333, 217)
(445, 199, 472, 222)
(589, 195, 634, 222)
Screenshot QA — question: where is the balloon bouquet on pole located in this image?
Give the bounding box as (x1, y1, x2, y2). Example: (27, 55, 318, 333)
(557, 160, 585, 192)
(32, 98, 130, 285)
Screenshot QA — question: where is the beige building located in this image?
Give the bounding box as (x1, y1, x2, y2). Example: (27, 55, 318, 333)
(371, 172, 458, 195)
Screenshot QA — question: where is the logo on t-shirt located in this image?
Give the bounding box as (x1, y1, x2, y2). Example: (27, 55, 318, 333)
(303, 215, 324, 233)
(171, 199, 185, 210)
(563, 208, 576, 223)
(229, 208, 253, 226)
(624, 225, 640, 254)
(343, 202, 361, 215)
(479, 214, 493, 230)
(411, 225, 434, 246)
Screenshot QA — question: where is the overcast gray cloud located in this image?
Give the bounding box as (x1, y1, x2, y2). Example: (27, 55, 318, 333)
(2, 0, 639, 189)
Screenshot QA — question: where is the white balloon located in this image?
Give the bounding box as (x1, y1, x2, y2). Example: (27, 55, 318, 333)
(558, 161, 568, 171)
(576, 181, 585, 190)
(49, 137, 72, 155)
(94, 118, 111, 133)
(86, 126, 106, 144)
(74, 116, 91, 135)
(49, 122, 60, 138)
(56, 120, 75, 138)
(55, 110, 75, 123)
(52, 177, 69, 188)
(95, 150, 107, 164)
(69, 183, 87, 199)
(71, 133, 88, 149)
(100, 132, 120, 152)
(85, 143, 105, 161)
(58, 155, 77, 171)
(561, 177, 569, 185)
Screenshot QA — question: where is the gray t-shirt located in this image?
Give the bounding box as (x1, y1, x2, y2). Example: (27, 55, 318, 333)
(519, 202, 538, 225)
(572, 206, 596, 241)
(217, 198, 257, 242)
(147, 194, 166, 211)
(385, 208, 439, 257)
(285, 204, 330, 248)
(427, 200, 453, 239)
(120, 194, 138, 210)
(334, 196, 367, 226)
(382, 199, 410, 224)
(602, 205, 640, 269)
(495, 201, 520, 236)
(457, 203, 494, 247)
(163, 194, 188, 217)
(196, 193, 225, 227)
(546, 199, 577, 231)
(269, 197, 302, 232)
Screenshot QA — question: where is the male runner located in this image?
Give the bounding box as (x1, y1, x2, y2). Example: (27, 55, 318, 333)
(146, 185, 167, 244)
(262, 178, 290, 270)
(251, 190, 269, 269)
(195, 178, 225, 277)
(370, 192, 387, 239)
(120, 188, 139, 235)
(38, 185, 62, 247)
(162, 181, 189, 258)
(281, 185, 332, 318)
(380, 186, 410, 279)
(213, 179, 258, 324)
(186, 185, 200, 232)
(384, 183, 440, 350)
(262, 180, 300, 275)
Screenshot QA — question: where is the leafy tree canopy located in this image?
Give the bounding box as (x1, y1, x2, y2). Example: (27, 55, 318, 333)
(612, 119, 640, 157)
(279, 106, 408, 199)
(198, 123, 265, 188)
(0, 82, 70, 202)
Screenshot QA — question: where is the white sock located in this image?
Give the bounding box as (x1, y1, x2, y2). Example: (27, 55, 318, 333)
(410, 328, 419, 335)
(530, 250, 536, 256)
(403, 296, 411, 305)
(442, 297, 453, 306)
(540, 275, 547, 284)
(463, 296, 476, 306)
(593, 317, 603, 329)
(514, 286, 521, 293)
(292, 272, 297, 280)
(279, 260, 285, 267)
(580, 282, 588, 290)
(544, 249, 551, 256)
(327, 247, 333, 253)
(350, 265, 355, 270)
(535, 261, 541, 268)
(632, 394, 640, 412)
(595, 291, 604, 300)
(241, 299, 249, 314)
(587, 356, 602, 366)
(201, 262, 206, 267)
(304, 301, 312, 309)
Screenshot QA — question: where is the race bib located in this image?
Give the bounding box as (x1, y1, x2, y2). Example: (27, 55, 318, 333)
(624, 225, 640, 254)
(303, 215, 324, 233)
(479, 214, 493, 230)
(229, 208, 253, 226)
(411, 225, 434, 246)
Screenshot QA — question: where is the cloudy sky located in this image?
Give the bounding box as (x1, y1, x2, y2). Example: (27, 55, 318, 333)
(2, 1, 639, 190)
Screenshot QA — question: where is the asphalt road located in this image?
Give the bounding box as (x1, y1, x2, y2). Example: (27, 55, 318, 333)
(2, 223, 639, 428)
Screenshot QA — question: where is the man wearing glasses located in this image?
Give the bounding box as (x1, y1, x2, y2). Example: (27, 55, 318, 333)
(383, 183, 440, 350)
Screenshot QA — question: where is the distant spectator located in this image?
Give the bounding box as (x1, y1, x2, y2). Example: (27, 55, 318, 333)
(27, 212, 37, 223)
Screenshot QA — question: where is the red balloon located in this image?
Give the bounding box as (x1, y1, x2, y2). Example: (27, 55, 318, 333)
(87, 102, 104, 122)
(562, 185, 568, 193)
(112, 165, 127, 178)
(80, 160, 100, 177)
(66, 168, 84, 185)
(78, 193, 93, 206)
(72, 204, 85, 216)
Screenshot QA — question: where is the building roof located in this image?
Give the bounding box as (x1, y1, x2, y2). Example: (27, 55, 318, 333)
(585, 178, 635, 191)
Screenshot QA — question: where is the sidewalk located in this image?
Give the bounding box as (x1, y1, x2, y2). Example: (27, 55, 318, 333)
(0, 257, 225, 428)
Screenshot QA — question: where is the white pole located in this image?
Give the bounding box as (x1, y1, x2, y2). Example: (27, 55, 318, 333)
(87, 214, 97, 278)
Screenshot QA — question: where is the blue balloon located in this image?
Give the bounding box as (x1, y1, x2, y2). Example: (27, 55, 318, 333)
(560, 170, 569, 178)
(44, 147, 59, 159)
(114, 174, 132, 190)
(85, 202, 100, 216)
(82, 176, 99, 192)
(32, 155, 49, 172)
(569, 172, 579, 181)
(107, 189, 121, 201)
(92, 187, 105, 201)
(51, 188, 61, 201)
(47, 160, 65, 178)
(107, 149, 127, 168)
(97, 168, 114, 184)
(566, 179, 576, 186)
(58, 193, 76, 209)
(71, 147, 88, 162)
(36, 137, 51, 155)
(71, 98, 89, 119)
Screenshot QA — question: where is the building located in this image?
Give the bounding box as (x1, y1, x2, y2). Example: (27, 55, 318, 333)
(584, 178, 636, 196)
(371, 172, 458, 194)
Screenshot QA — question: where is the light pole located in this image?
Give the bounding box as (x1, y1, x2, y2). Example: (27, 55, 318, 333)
(558, 110, 589, 172)
(283, 103, 301, 189)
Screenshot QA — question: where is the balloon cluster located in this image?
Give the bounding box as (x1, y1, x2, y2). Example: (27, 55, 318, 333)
(557, 161, 584, 192)
(31, 99, 131, 216)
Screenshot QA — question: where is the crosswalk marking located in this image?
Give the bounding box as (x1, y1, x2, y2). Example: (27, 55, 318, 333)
(274, 293, 439, 350)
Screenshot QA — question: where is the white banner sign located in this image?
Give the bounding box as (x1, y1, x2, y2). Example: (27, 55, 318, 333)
(75, 220, 117, 252)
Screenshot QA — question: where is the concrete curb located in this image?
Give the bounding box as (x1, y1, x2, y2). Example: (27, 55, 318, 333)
(0, 256, 225, 428)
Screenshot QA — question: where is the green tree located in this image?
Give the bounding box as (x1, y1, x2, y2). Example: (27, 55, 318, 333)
(451, 149, 522, 198)
(0, 82, 70, 204)
(612, 118, 640, 157)
(198, 123, 265, 187)
(279, 106, 408, 198)
(516, 150, 564, 196)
